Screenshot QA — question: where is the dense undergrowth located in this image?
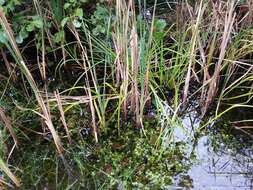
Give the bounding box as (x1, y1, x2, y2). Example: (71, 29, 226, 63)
(0, 0, 253, 188)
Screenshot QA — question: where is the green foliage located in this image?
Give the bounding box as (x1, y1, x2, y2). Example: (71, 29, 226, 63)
(61, 0, 89, 28)
(0, 0, 93, 47)
(91, 5, 110, 36)
(153, 18, 167, 40)
(16, 16, 43, 44)
(0, 1, 44, 45)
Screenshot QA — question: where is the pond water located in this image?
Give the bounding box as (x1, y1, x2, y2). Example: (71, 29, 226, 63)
(188, 135, 253, 190)
(171, 114, 253, 190)
(10, 107, 253, 189)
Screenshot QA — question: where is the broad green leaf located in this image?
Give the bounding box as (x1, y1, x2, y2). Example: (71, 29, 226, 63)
(75, 8, 83, 18)
(32, 16, 43, 29)
(64, 3, 71, 10)
(61, 17, 69, 28)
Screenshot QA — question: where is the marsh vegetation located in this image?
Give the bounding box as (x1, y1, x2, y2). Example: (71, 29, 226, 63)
(0, 0, 253, 189)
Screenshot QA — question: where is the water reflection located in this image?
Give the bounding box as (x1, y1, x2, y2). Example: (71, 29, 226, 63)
(174, 113, 253, 190)
(189, 135, 253, 190)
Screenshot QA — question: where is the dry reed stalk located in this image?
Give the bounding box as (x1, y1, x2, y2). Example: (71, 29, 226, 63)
(198, 36, 210, 102)
(50, 95, 91, 103)
(183, 0, 204, 105)
(144, 0, 157, 111)
(234, 125, 253, 138)
(33, 0, 46, 81)
(202, 0, 236, 116)
(0, 157, 21, 187)
(0, 108, 18, 146)
(0, 74, 8, 80)
(0, 177, 13, 188)
(81, 54, 98, 143)
(0, 49, 17, 81)
(200, 1, 221, 104)
(113, 0, 143, 124)
(0, 9, 64, 154)
(130, 25, 140, 125)
(68, 26, 98, 143)
(54, 90, 72, 144)
(236, 0, 253, 28)
(129, 0, 141, 126)
(113, 0, 130, 119)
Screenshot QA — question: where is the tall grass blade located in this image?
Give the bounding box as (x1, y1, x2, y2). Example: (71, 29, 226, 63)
(0, 107, 18, 146)
(0, 157, 21, 187)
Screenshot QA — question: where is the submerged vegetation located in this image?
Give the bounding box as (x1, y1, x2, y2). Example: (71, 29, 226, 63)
(0, 0, 253, 188)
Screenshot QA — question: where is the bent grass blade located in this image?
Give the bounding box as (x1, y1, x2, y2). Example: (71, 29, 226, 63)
(0, 157, 21, 187)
